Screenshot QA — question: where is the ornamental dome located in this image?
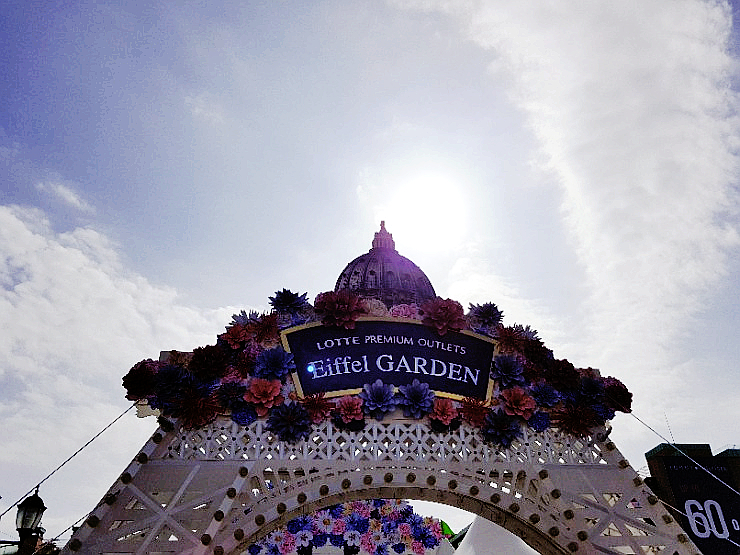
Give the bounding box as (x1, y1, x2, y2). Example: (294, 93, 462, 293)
(335, 222, 436, 307)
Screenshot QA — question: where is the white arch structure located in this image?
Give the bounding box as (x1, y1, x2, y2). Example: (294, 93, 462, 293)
(61, 412, 700, 555)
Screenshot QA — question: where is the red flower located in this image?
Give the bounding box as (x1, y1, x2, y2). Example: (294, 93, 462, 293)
(299, 392, 336, 423)
(419, 298, 467, 336)
(429, 397, 458, 425)
(458, 397, 489, 428)
(219, 324, 251, 349)
(246, 313, 280, 346)
(314, 290, 368, 329)
(553, 405, 601, 437)
(243, 378, 284, 416)
(336, 395, 364, 423)
(500, 387, 537, 420)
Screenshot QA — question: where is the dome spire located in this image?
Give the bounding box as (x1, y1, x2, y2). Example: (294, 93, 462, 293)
(371, 221, 396, 252)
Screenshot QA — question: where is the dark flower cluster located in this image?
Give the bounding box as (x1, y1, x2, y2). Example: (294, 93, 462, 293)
(122, 286, 633, 445)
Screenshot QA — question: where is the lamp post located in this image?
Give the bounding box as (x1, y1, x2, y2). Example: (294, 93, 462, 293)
(0, 489, 47, 555)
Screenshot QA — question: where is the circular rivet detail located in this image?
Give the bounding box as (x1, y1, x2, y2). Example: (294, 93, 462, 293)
(469, 486, 479, 496)
(277, 503, 287, 514)
(255, 514, 265, 526)
(297, 493, 307, 504)
(538, 469, 549, 479)
(214, 547, 224, 555)
(618, 459, 629, 469)
(551, 489, 561, 499)
(69, 539, 82, 551)
(549, 527, 559, 537)
(104, 494, 117, 505)
(320, 485, 329, 496)
(201, 534, 211, 545)
(364, 475, 372, 485)
(384, 473, 394, 483)
(647, 495, 659, 505)
(121, 472, 132, 484)
(529, 514, 540, 524)
(605, 441, 616, 451)
(406, 473, 416, 483)
(227, 488, 237, 498)
(152, 433, 163, 444)
(136, 453, 148, 464)
(214, 510, 224, 521)
(239, 467, 249, 477)
(509, 503, 520, 513)
(678, 534, 688, 543)
(662, 514, 673, 524)
(234, 529, 245, 541)
(567, 541, 579, 552)
(342, 479, 351, 489)
(577, 531, 588, 541)
(564, 509, 574, 520)
(517, 471, 526, 480)
(427, 476, 436, 486)
(491, 494, 501, 504)
(448, 480, 457, 490)
(86, 515, 100, 528)
(633, 477, 643, 486)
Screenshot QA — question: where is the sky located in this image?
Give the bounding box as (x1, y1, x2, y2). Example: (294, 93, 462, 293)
(1, 0, 739, 552)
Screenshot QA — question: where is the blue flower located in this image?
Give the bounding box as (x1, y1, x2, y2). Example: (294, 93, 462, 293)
(530, 383, 560, 407)
(266, 403, 312, 444)
(217, 382, 247, 410)
(345, 514, 370, 533)
(482, 409, 522, 448)
(253, 347, 295, 380)
(527, 411, 550, 432)
(330, 534, 344, 547)
(312, 533, 328, 547)
(328, 504, 345, 518)
(468, 302, 504, 330)
(392, 543, 406, 554)
(382, 520, 399, 536)
(397, 379, 435, 418)
(248, 544, 262, 555)
(591, 403, 615, 421)
(231, 310, 261, 326)
(269, 289, 309, 315)
(375, 543, 389, 555)
(418, 528, 439, 548)
(360, 379, 397, 420)
(580, 377, 604, 400)
(230, 401, 258, 427)
(491, 355, 526, 389)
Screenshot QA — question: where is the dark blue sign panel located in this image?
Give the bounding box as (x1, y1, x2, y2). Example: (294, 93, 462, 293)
(281, 318, 496, 400)
(659, 456, 740, 554)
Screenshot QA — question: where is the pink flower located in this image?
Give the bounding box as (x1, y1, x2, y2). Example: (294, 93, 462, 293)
(243, 378, 284, 416)
(351, 500, 371, 518)
(412, 541, 425, 555)
(429, 397, 458, 425)
(398, 523, 412, 536)
(279, 533, 295, 554)
(501, 386, 537, 420)
(390, 303, 421, 319)
(360, 531, 376, 553)
(332, 519, 346, 534)
(314, 290, 368, 329)
(419, 298, 467, 336)
(219, 324, 250, 348)
(337, 396, 364, 423)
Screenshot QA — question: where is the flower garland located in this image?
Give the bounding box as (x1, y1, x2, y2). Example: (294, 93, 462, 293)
(248, 499, 447, 555)
(122, 289, 633, 446)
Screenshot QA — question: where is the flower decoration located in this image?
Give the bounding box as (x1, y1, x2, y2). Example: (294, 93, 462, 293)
(491, 354, 526, 389)
(500, 386, 537, 420)
(528, 411, 551, 432)
(333, 396, 365, 431)
(396, 379, 435, 419)
(603, 376, 633, 413)
(188, 344, 229, 381)
(530, 382, 560, 408)
(253, 347, 295, 381)
(266, 402, 312, 443)
(360, 379, 397, 420)
(545, 358, 581, 392)
(467, 302, 503, 331)
(243, 378, 284, 416)
(458, 397, 490, 428)
(220, 324, 251, 349)
(246, 313, 281, 346)
(482, 409, 522, 448)
(314, 290, 368, 329)
(230, 400, 258, 426)
(299, 392, 335, 424)
(389, 303, 420, 319)
(230, 309, 260, 326)
(428, 397, 458, 426)
(122, 359, 160, 400)
(553, 404, 601, 437)
(419, 297, 466, 336)
(269, 289, 310, 315)
(217, 382, 248, 410)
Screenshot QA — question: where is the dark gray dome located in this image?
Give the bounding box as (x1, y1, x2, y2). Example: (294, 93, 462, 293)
(335, 222, 436, 307)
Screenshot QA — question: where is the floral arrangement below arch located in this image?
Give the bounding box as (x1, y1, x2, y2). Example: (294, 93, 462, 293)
(122, 288, 633, 448)
(247, 499, 449, 555)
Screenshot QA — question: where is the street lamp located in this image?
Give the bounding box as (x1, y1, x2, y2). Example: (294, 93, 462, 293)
(0, 489, 48, 555)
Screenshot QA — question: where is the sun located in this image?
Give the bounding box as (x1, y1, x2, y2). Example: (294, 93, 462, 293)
(377, 172, 469, 253)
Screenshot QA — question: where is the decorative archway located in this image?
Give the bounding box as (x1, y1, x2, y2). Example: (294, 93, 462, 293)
(62, 414, 698, 555)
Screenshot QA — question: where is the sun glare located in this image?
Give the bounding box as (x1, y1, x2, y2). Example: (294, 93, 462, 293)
(378, 173, 469, 253)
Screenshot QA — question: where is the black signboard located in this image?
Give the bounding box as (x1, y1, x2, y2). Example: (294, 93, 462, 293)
(281, 318, 496, 400)
(658, 455, 740, 554)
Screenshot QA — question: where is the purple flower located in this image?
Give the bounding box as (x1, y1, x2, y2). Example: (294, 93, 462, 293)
(266, 403, 312, 443)
(392, 543, 406, 553)
(345, 514, 370, 533)
(269, 289, 309, 315)
(580, 377, 604, 400)
(254, 347, 295, 381)
(491, 354, 526, 389)
(360, 379, 397, 420)
(530, 382, 560, 407)
(217, 382, 248, 410)
(482, 409, 522, 448)
(468, 302, 504, 331)
(230, 401, 258, 426)
(527, 411, 550, 432)
(397, 379, 435, 418)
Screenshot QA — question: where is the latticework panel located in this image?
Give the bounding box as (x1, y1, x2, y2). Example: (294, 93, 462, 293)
(61, 415, 700, 555)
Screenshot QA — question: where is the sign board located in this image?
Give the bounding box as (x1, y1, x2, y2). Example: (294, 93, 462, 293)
(281, 318, 496, 400)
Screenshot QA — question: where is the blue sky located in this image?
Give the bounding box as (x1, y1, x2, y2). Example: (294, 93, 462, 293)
(1, 1, 739, 550)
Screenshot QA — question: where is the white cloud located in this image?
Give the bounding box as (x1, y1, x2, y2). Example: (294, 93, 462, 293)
(0, 204, 243, 536)
(184, 93, 225, 125)
(35, 181, 95, 213)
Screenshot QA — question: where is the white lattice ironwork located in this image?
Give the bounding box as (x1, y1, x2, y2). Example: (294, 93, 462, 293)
(61, 413, 700, 555)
